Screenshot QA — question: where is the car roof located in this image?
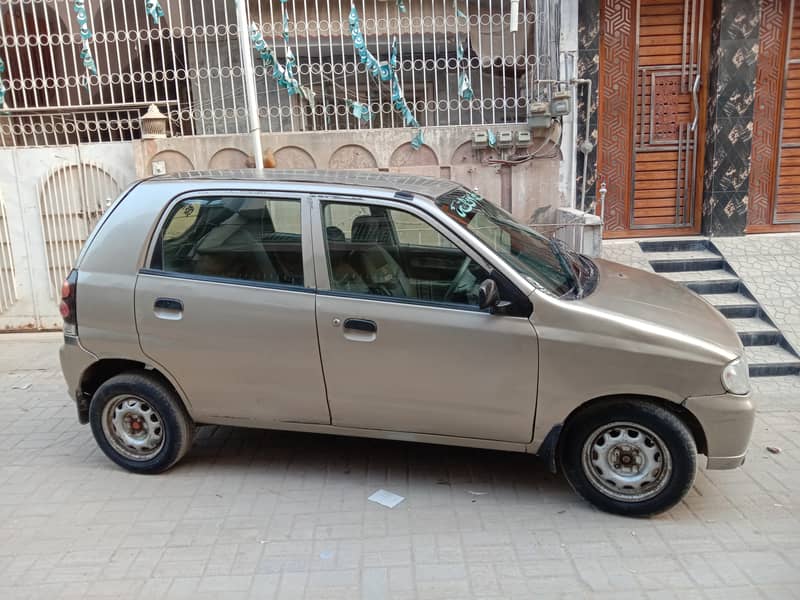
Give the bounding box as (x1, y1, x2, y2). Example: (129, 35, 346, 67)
(149, 169, 463, 200)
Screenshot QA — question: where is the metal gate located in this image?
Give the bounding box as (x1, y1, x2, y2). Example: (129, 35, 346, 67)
(0, 142, 135, 330)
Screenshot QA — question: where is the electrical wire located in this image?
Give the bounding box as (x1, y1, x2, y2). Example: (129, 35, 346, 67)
(484, 117, 563, 166)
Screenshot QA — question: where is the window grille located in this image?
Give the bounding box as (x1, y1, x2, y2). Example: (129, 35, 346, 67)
(0, 0, 560, 147)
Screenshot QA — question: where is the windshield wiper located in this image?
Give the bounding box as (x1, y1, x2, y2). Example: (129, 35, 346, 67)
(549, 238, 583, 298)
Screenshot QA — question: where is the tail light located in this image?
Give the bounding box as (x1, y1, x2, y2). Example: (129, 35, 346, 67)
(60, 269, 78, 336)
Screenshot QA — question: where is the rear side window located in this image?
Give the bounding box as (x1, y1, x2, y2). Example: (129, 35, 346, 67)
(153, 196, 304, 287)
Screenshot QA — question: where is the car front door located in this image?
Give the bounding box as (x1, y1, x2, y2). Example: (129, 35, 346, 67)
(135, 192, 330, 426)
(313, 196, 539, 443)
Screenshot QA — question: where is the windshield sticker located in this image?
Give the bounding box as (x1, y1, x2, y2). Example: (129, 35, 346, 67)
(449, 191, 482, 221)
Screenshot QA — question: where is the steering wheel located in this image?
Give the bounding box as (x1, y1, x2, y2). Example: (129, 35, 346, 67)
(443, 256, 473, 302)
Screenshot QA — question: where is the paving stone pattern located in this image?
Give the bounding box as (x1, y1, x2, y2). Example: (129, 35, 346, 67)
(3, 232, 800, 599)
(712, 234, 800, 353)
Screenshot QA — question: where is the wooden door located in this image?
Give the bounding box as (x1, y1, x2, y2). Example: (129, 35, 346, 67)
(598, 0, 710, 237)
(749, 0, 800, 232)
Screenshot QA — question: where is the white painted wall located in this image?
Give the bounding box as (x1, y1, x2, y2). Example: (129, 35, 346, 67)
(0, 143, 137, 330)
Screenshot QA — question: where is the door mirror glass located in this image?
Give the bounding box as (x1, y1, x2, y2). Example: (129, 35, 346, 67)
(478, 278, 499, 310)
(479, 278, 513, 314)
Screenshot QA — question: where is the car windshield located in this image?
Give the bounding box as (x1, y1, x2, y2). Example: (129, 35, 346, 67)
(434, 188, 581, 297)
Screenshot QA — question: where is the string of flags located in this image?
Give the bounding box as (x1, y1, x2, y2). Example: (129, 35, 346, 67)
(348, 2, 423, 149)
(249, 26, 315, 104)
(72, 0, 97, 90)
(0, 57, 7, 109)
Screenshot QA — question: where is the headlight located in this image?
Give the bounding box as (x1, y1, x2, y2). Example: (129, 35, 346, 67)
(721, 357, 750, 395)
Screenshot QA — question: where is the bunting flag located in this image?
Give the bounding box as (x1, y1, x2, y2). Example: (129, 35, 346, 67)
(487, 129, 497, 149)
(145, 0, 165, 25)
(396, 0, 407, 14)
(0, 57, 7, 109)
(349, 3, 422, 147)
(72, 0, 97, 89)
(347, 99, 372, 122)
(457, 39, 474, 101)
(455, 3, 474, 100)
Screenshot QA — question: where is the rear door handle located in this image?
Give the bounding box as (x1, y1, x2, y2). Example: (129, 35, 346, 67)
(154, 298, 183, 311)
(154, 297, 183, 320)
(343, 318, 377, 333)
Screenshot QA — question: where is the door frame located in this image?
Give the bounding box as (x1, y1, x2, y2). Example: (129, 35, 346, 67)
(597, 0, 714, 238)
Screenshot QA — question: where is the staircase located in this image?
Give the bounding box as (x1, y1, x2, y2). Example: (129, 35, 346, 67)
(638, 240, 800, 377)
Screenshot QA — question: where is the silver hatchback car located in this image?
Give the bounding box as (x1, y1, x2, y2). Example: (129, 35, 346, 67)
(59, 170, 754, 516)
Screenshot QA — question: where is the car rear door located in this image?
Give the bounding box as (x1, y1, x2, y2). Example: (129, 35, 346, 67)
(135, 191, 330, 426)
(312, 195, 539, 443)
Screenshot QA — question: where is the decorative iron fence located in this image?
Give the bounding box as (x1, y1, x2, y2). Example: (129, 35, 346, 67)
(0, 0, 560, 147)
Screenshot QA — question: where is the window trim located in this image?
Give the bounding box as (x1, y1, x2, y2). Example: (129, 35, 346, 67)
(145, 190, 314, 290)
(138, 268, 316, 294)
(311, 194, 498, 309)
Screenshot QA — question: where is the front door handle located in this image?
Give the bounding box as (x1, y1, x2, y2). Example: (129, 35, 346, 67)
(343, 318, 377, 333)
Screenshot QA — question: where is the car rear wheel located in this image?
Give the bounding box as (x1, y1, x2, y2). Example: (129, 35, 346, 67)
(89, 372, 194, 474)
(560, 400, 697, 517)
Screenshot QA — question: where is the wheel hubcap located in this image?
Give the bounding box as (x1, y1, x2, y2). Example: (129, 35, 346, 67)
(581, 422, 673, 502)
(101, 395, 165, 461)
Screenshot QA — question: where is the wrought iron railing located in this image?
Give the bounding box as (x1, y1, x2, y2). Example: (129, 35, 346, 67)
(0, 0, 559, 147)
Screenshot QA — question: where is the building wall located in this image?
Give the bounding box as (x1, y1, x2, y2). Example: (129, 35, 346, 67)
(135, 126, 562, 227)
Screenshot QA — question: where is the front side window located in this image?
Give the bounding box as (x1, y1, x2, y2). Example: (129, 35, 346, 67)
(322, 202, 489, 306)
(156, 196, 304, 287)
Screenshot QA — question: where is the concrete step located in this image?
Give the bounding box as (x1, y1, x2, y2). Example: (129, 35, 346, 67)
(650, 256, 725, 273)
(730, 317, 778, 334)
(701, 292, 758, 309)
(745, 345, 800, 377)
(642, 249, 720, 262)
(729, 317, 781, 346)
(638, 240, 710, 253)
(660, 269, 738, 284)
(686, 280, 741, 295)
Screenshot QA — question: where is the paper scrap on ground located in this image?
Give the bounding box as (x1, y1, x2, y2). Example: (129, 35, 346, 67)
(368, 489, 405, 508)
(467, 490, 488, 496)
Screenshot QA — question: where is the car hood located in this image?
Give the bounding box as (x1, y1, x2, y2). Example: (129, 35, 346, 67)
(579, 258, 743, 358)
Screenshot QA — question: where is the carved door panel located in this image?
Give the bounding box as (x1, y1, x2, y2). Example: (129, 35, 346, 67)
(749, 0, 800, 232)
(599, 0, 709, 237)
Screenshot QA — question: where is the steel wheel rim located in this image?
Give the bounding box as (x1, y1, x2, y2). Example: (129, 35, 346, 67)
(581, 421, 673, 503)
(101, 395, 165, 461)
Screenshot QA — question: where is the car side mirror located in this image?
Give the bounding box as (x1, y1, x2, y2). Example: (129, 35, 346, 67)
(479, 278, 513, 314)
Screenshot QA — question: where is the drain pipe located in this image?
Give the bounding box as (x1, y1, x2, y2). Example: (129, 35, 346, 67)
(571, 78, 594, 212)
(236, 0, 264, 172)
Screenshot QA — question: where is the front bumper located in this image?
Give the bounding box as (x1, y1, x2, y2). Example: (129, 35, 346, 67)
(59, 336, 97, 424)
(684, 391, 755, 470)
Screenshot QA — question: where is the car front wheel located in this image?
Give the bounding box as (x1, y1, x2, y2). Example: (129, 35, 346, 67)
(560, 400, 697, 517)
(89, 372, 195, 474)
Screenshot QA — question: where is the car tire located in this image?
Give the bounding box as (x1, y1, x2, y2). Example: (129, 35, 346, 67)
(89, 371, 195, 474)
(560, 400, 697, 517)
